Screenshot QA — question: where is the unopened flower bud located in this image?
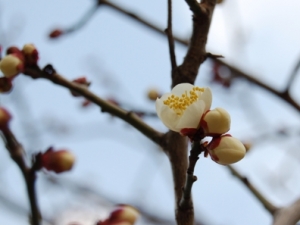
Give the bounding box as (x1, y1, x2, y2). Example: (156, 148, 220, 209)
(41, 149, 75, 173)
(147, 89, 160, 101)
(22, 44, 39, 65)
(0, 107, 11, 129)
(49, 29, 64, 39)
(207, 134, 246, 165)
(105, 205, 139, 225)
(0, 54, 24, 78)
(200, 107, 230, 136)
(6, 46, 22, 55)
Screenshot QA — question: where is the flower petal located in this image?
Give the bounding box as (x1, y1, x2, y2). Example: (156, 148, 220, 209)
(175, 100, 205, 130)
(171, 83, 194, 96)
(200, 88, 212, 112)
(156, 98, 180, 131)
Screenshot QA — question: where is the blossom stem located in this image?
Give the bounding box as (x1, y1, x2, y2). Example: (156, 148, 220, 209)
(179, 141, 205, 210)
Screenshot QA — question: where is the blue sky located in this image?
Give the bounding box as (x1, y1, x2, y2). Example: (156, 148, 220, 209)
(1, 0, 300, 225)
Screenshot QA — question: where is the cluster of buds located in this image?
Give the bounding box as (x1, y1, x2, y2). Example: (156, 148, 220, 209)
(97, 205, 139, 225)
(34, 147, 75, 173)
(156, 83, 246, 165)
(0, 44, 39, 92)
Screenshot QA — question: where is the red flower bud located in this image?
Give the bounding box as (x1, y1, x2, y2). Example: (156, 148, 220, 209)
(49, 29, 64, 39)
(41, 149, 75, 173)
(22, 44, 39, 65)
(6, 46, 22, 55)
(106, 205, 139, 224)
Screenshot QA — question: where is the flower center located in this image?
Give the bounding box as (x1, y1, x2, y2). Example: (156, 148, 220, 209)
(163, 87, 204, 116)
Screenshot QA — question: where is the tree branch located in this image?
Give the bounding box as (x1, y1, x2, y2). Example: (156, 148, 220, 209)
(1, 128, 41, 225)
(273, 198, 300, 225)
(284, 54, 300, 92)
(165, 0, 177, 70)
(23, 65, 164, 146)
(227, 165, 278, 215)
(179, 141, 204, 210)
(184, 0, 202, 16)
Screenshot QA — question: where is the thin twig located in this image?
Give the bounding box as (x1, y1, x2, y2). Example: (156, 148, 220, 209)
(214, 59, 300, 112)
(285, 54, 300, 92)
(227, 165, 278, 215)
(1, 128, 41, 225)
(24, 65, 164, 146)
(179, 141, 204, 210)
(165, 0, 177, 70)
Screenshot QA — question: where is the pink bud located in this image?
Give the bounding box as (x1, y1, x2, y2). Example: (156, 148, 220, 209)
(49, 29, 64, 39)
(104, 205, 139, 225)
(22, 44, 39, 65)
(41, 149, 75, 173)
(6, 46, 22, 55)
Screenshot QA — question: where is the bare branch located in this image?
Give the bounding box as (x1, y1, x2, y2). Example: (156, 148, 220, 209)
(1, 128, 41, 225)
(165, 0, 177, 70)
(273, 198, 300, 225)
(227, 165, 278, 215)
(184, 0, 202, 16)
(285, 54, 300, 92)
(24, 65, 164, 146)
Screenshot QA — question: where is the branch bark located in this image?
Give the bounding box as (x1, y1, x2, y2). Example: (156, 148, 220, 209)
(163, 1, 217, 225)
(1, 128, 41, 225)
(273, 198, 300, 225)
(24, 66, 164, 146)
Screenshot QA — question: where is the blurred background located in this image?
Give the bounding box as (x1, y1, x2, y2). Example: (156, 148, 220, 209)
(0, 0, 300, 224)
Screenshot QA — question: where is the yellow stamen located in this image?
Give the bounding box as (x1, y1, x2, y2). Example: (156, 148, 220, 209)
(163, 87, 204, 116)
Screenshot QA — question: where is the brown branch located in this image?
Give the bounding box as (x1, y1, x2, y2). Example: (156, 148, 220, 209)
(23, 65, 164, 146)
(165, 0, 177, 70)
(227, 165, 279, 215)
(1, 128, 41, 225)
(163, 1, 218, 225)
(179, 141, 204, 210)
(214, 58, 300, 112)
(273, 198, 300, 225)
(184, 0, 202, 16)
(171, 0, 217, 87)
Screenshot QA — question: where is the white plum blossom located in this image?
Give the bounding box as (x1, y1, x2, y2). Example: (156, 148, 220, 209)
(155, 83, 212, 134)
